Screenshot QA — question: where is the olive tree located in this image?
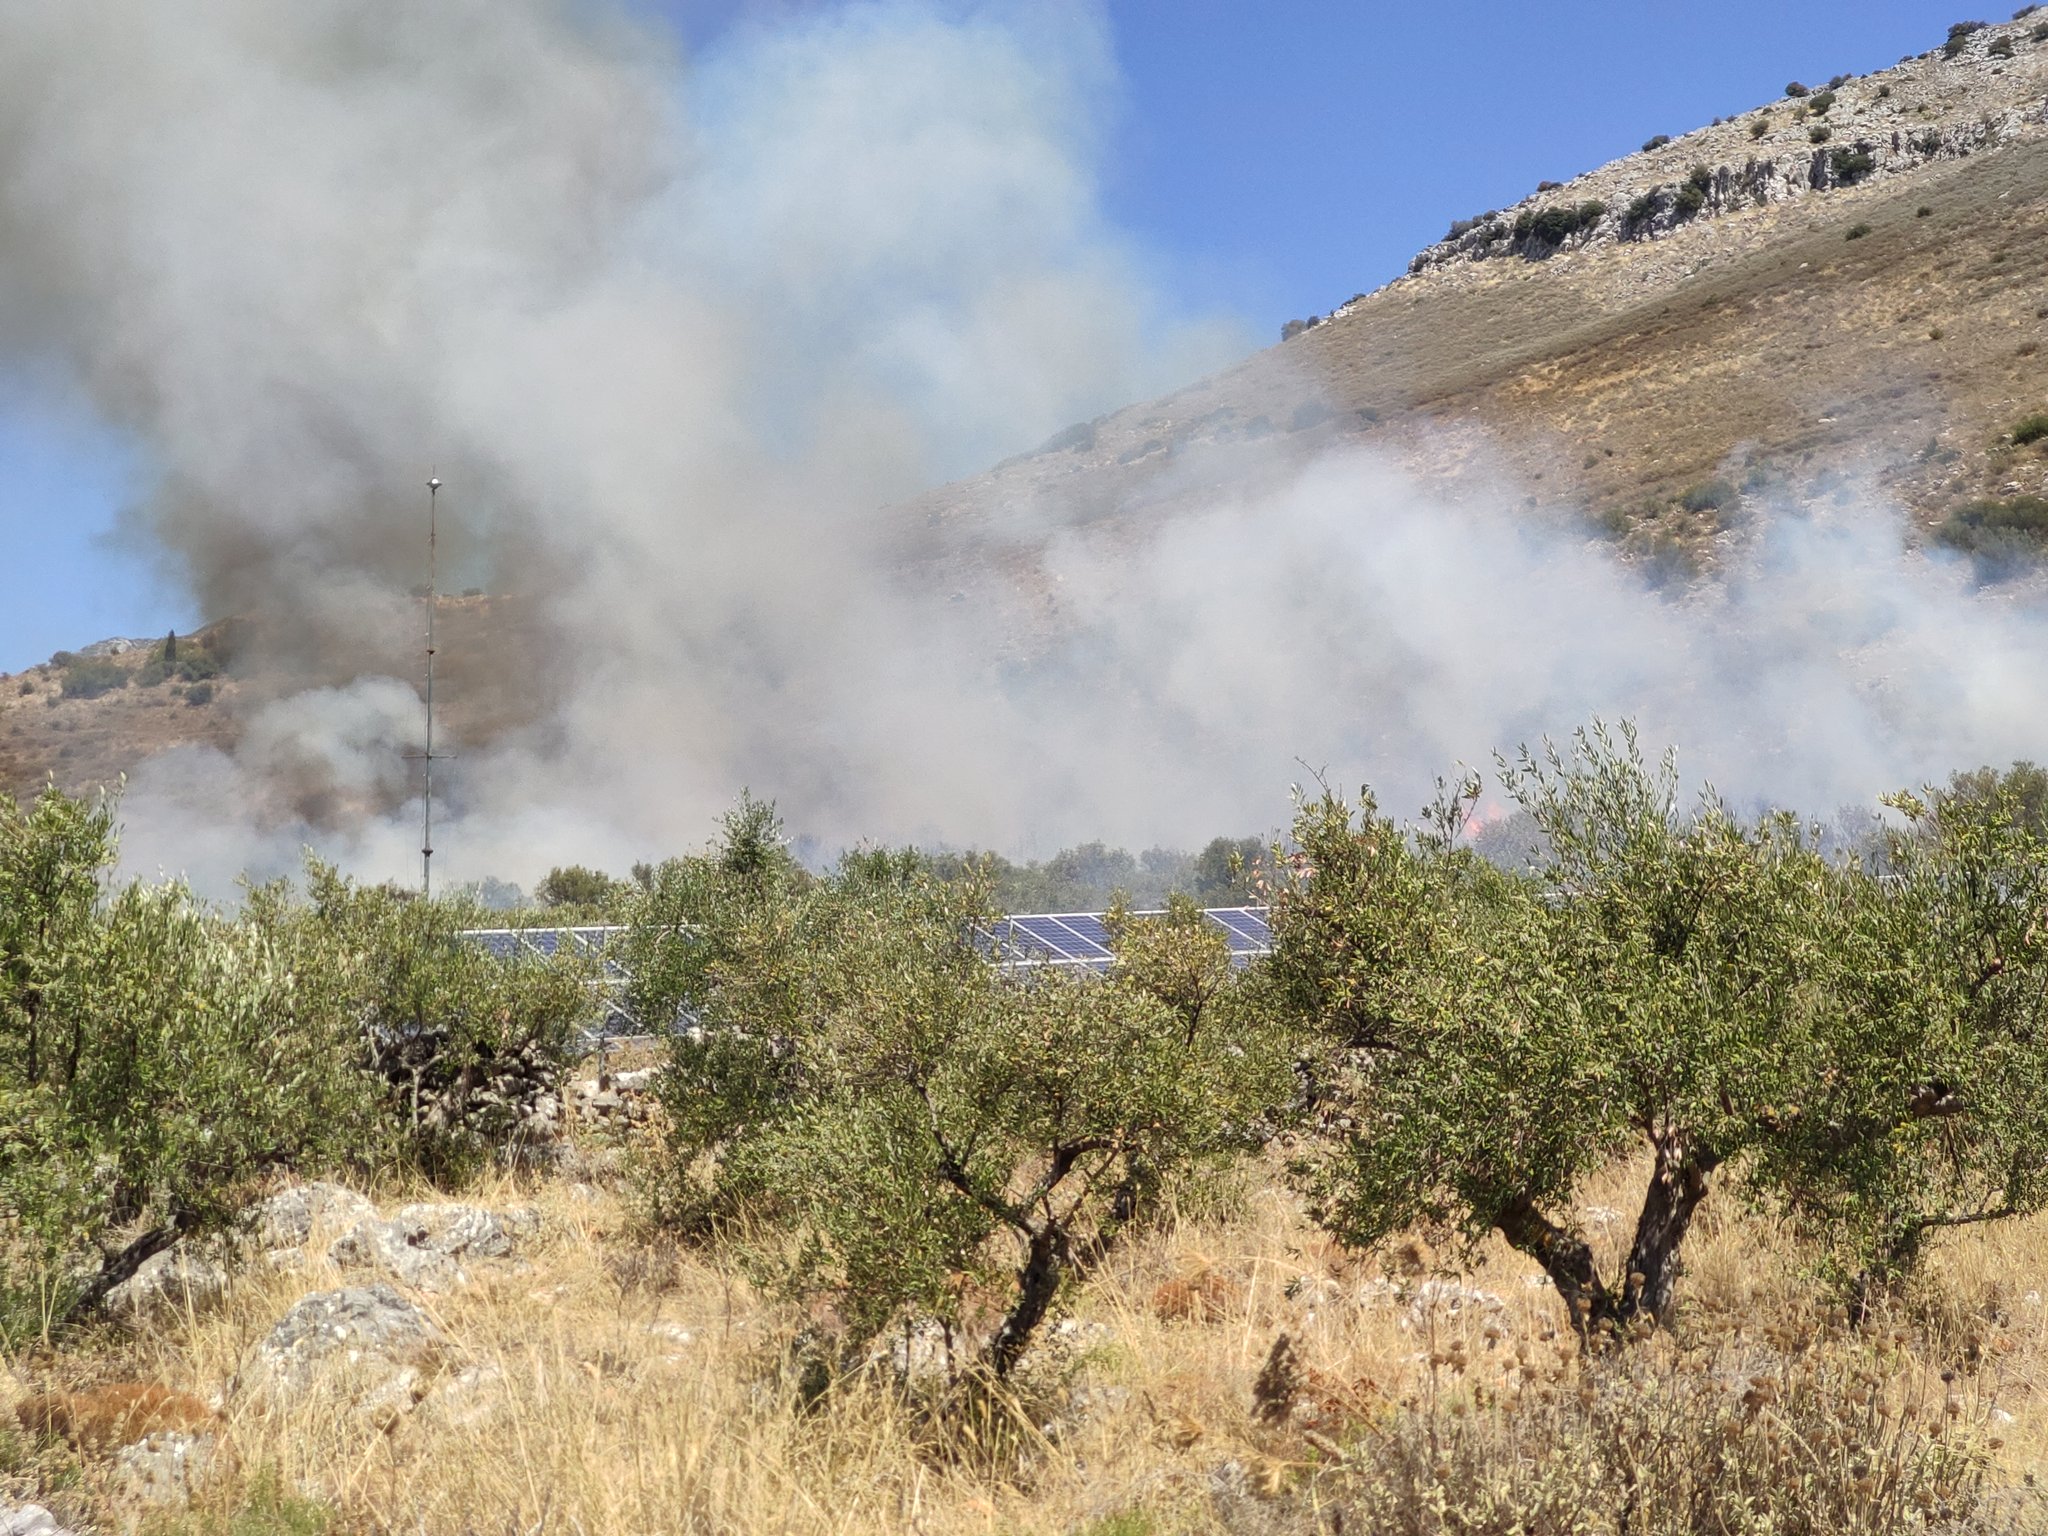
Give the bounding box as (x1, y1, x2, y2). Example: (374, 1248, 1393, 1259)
(1753, 771, 2048, 1289)
(1273, 726, 1835, 1340)
(631, 803, 1291, 1381)
(0, 790, 383, 1335)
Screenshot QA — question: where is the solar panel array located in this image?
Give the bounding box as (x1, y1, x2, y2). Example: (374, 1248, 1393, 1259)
(461, 907, 1274, 1041)
(462, 925, 636, 1037)
(975, 907, 1273, 973)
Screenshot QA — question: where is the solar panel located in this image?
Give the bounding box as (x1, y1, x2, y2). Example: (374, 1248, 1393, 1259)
(1211, 908, 1273, 943)
(1203, 908, 1272, 953)
(463, 907, 1273, 1047)
(1014, 915, 1114, 962)
(972, 906, 1271, 972)
(1053, 913, 1115, 948)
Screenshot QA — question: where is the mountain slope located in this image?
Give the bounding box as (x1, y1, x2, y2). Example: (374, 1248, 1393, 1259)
(907, 17, 2048, 570)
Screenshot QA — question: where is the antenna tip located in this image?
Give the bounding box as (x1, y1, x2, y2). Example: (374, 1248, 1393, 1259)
(427, 477, 442, 490)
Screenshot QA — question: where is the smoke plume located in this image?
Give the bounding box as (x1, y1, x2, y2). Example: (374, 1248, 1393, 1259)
(3, 2, 2046, 891)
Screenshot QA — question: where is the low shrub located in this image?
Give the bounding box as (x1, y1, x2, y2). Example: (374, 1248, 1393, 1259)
(136, 644, 221, 688)
(58, 656, 127, 700)
(1989, 34, 2017, 55)
(1749, 115, 1771, 139)
(1913, 129, 1944, 153)
(1944, 20, 1988, 57)
(184, 682, 214, 707)
(1786, 80, 1811, 96)
(1919, 204, 1935, 216)
(1625, 190, 1662, 227)
(1679, 478, 1739, 514)
(140, 1466, 333, 1536)
(1828, 71, 1853, 87)
(1845, 221, 1873, 240)
(2034, 19, 2048, 38)
(1879, 82, 1894, 96)
(1831, 145, 1877, 181)
(2010, 413, 2048, 446)
(1641, 134, 1671, 151)
(1810, 89, 1839, 113)
(1512, 201, 1606, 252)
(1934, 494, 2048, 570)
(292, 863, 597, 1183)
(1811, 123, 1835, 142)
(1288, 1335, 1999, 1536)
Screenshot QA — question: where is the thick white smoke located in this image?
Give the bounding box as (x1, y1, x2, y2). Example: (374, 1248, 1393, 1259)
(5, 2, 2046, 890)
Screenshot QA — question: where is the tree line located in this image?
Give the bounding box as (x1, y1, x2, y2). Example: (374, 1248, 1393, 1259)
(5, 724, 2048, 1392)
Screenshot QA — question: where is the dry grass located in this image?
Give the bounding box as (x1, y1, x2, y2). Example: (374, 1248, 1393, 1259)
(5, 1156, 2046, 1534)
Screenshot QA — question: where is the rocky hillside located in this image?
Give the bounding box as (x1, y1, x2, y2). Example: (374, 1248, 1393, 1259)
(0, 598, 547, 808)
(905, 12, 2048, 588)
(1408, 17, 2045, 277)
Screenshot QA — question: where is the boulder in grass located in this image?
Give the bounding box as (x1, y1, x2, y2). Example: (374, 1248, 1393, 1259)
(0, 1503, 80, 1536)
(240, 1284, 439, 1403)
(105, 1247, 231, 1326)
(327, 1203, 539, 1291)
(248, 1182, 379, 1253)
(112, 1429, 216, 1508)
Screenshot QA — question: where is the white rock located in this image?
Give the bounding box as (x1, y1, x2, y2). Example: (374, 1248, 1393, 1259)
(106, 1247, 231, 1326)
(250, 1183, 379, 1252)
(329, 1203, 539, 1290)
(1408, 1279, 1506, 1321)
(0, 1504, 78, 1536)
(357, 1366, 427, 1429)
(241, 1284, 439, 1401)
(112, 1430, 215, 1507)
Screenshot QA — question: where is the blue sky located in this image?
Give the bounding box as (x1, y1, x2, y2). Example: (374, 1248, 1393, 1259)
(0, 0, 1973, 673)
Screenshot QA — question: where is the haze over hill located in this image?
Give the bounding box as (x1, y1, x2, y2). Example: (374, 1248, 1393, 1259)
(3, 6, 2048, 892)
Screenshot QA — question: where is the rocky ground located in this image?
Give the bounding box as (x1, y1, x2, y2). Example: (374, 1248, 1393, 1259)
(3, 1075, 2044, 1533)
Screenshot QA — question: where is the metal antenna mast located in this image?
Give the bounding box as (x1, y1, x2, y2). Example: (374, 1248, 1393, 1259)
(407, 475, 452, 898)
